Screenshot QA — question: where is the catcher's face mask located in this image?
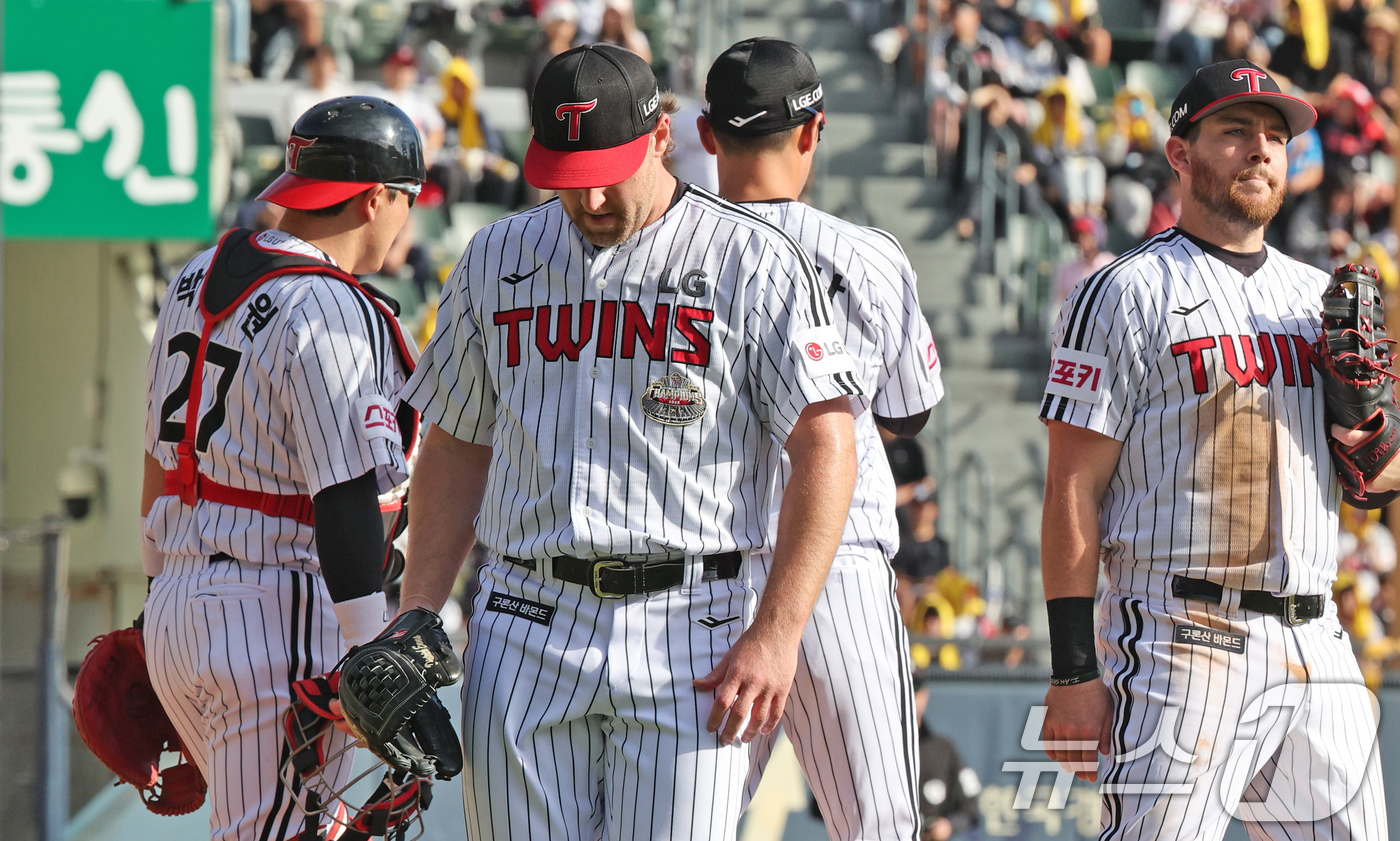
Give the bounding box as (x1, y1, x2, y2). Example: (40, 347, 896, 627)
(280, 675, 434, 841)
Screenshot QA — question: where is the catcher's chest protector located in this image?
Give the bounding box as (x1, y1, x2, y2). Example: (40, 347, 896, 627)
(163, 228, 420, 524)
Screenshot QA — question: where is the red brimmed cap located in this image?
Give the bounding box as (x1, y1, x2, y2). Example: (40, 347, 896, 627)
(258, 173, 376, 210)
(1168, 59, 1316, 138)
(523, 44, 661, 190)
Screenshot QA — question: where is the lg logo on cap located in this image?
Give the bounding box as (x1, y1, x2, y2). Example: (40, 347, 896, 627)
(788, 85, 824, 112)
(556, 99, 599, 142)
(1231, 67, 1267, 92)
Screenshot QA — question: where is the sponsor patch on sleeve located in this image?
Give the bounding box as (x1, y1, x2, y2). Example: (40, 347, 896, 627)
(1173, 624, 1245, 654)
(1045, 347, 1109, 404)
(923, 336, 941, 373)
(355, 395, 400, 443)
(794, 326, 856, 378)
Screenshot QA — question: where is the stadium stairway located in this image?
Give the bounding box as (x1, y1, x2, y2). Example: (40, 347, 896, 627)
(740, 0, 1049, 629)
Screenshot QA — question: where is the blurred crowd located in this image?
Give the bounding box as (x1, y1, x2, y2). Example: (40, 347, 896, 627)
(224, 0, 685, 349)
(232, 0, 662, 84)
(866, 0, 1400, 325)
(883, 435, 1036, 676)
(1335, 503, 1400, 686)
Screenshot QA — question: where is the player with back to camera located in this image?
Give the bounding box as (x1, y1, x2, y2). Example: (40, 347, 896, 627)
(1040, 59, 1392, 839)
(384, 43, 863, 841)
(697, 36, 945, 841)
(139, 95, 443, 840)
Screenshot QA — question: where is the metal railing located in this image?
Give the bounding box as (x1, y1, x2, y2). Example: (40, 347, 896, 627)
(976, 123, 1020, 272)
(2, 517, 74, 841)
(950, 450, 993, 583)
(674, 0, 741, 93)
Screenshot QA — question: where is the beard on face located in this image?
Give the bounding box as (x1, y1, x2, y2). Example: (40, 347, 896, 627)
(1189, 152, 1287, 228)
(563, 158, 658, 247)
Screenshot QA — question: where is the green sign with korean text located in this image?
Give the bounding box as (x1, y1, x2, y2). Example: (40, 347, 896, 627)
(2, 0, 217, 239)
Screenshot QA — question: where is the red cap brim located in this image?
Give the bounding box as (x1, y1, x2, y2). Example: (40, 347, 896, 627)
(524, 134, 651, 190)
(1191, 91, 1318, 138)
(257, 172, 376, 210)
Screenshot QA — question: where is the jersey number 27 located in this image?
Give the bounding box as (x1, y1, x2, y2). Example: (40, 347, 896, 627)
(157, 332, 243, 450)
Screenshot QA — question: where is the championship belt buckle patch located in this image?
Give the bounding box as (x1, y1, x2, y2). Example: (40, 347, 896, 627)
(641, 372, 706, 426)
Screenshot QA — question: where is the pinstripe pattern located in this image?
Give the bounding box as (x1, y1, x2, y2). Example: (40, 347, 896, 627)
(402, 185, 861, 561)
(735, 200, 939, 841)
(142, 229, 412, 839)
(1094, 582, 1387, 840)
(745, 550, 920, 841)
(742, 200, 944, 556)
(461, 555, 755, 841)
(145, 230, 411, 568)
(145, 555, 356, 841)
(1042, 230, 1337, 596)
(408, 184, 863, 841)
(1045, 229, 1386, 839)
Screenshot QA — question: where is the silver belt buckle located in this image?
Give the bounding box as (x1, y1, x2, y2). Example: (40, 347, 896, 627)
(590, 559, 628, 598)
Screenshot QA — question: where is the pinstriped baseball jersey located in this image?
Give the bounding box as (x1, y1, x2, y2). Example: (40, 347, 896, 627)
(144, 229, 410, 567)
(734, 201, 935, 841)
(402, 185, 863, 559)
(1041, 228, 1338, 596)
(742, 200, 944, 556)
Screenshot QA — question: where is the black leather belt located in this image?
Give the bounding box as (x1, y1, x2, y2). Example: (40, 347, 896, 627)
(1171, 575, 1324, 626)
(210, 552, 235, 562)
(504, 551, 742, 598)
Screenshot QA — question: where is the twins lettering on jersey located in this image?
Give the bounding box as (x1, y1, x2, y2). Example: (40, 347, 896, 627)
(1171, 332, 1320, 394)
(1049, 332, 1322, 404)
(493, 301, 715, 366)
(493, 265, 714, 366)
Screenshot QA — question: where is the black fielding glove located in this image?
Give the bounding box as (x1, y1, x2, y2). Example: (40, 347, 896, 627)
(338, 607, 465, 779)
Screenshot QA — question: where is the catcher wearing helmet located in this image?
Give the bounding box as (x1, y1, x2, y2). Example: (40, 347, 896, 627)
(103, 94, 457, 840)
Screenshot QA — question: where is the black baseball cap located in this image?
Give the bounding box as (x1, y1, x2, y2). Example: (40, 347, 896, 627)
(704, 37, 824, 137)
(1168, 59, 1316, 139)
(524, 44, 661, 190)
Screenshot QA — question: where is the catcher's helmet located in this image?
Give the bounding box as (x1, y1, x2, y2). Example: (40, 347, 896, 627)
(259, 95, 426, 211)
(281, 675, 434, 841)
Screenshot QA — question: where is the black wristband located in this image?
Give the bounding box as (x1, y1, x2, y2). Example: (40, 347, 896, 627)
(1049, 669, 1100, 687)
(1047, 596, 1097, 680)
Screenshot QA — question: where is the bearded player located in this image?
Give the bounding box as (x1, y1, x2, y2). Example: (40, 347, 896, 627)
(1040, 60, 1392, 839)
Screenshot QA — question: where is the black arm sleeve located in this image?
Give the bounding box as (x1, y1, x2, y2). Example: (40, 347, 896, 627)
(874, 408, 932, 437)
(313, 470, 386, 603)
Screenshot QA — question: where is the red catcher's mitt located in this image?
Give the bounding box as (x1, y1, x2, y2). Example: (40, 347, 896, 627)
(72, 627, 207, 816)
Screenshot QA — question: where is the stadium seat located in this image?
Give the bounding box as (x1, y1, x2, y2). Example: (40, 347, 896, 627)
(1125, 62, 1192, 114)
(349, 0, 411, 67)
(1097, 0, 1148, 33)
(236, 114, 278, 147)
(1086, 64, 1124, 108)
(1086, 64, 1124, 121)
